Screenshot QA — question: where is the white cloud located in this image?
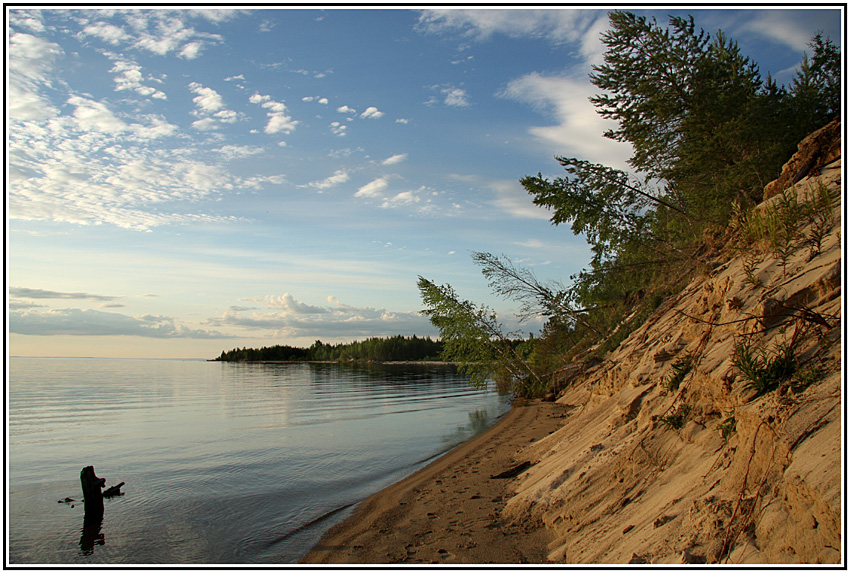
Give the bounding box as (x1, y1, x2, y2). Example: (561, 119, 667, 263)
(382, 153, 408, 166)
(736, 10, 821, 52)
(451, 175, 551, 220)
(381, 190, 420, 209)
(262, 100, 287, 113)
(191, 117, 219, 131)
(259, 19, 276, 33)
(443, 87, 470, 107)
(8, 33, 63, 120)
(10, 307, 228, 338)
(208, 294, 434, 340)
(329, 121, 347, 136)
(178, 41, 204, 59)
(395, 118, 410, 124)
(110, 58, 167, 100)
(310, 169, 350, 191)
(131, 13, 224, 58)
(428, 85, 470, 107)
(263, 293, 329, 314)
(417, 8, 611, 75)
(67, 96, 128, 132)
(8, 104, 244, 230)
(318, 97, 329, 105)
(337, 105, 357, 114)
(10, 287, 120, 302)
(215, 144, 265, 159)
(8, 10, 47, 33)
(250, 93, 298, 135)
(514, 239, 548, 249)
(417, 8, 602, 46)
(75, 11, 227, 60)
(355, 177, 389, 198)
(81, 21, 131, 45)
(263, 112, 298, 134)
(499, 72, 632, 170)
(360, 106, 384, 119)
(214, 109, 238, 123)
(189, 82, 225, 112)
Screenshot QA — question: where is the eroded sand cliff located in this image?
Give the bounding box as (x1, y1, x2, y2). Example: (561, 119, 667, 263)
(504, 148, 842, 564)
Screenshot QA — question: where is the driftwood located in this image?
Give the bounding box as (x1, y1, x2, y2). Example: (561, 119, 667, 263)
(490, 461, 533, 479)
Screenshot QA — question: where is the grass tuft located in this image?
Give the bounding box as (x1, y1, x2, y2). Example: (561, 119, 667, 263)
(732, 337, 796, 397)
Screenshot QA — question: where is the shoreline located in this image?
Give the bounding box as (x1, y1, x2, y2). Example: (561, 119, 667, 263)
(300, 399, 569, 564)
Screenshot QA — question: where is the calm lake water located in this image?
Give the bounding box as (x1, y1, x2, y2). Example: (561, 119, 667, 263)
(7, 358, 511, 564)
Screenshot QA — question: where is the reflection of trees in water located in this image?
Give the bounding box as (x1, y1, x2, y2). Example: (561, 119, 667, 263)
(468, 408, 492, 435)
(441, 407, 499, 447)
(307, 362, 463, 390)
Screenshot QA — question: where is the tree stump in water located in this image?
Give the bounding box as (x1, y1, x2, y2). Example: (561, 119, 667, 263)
(80, 466, 105, 523)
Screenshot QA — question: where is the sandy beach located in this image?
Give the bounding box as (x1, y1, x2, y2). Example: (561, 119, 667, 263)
(300, 399, 569, 564)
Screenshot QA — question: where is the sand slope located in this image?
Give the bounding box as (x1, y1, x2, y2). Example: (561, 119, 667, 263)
(503, 158, 842, 564)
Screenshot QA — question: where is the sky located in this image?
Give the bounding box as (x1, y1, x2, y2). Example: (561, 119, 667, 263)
(6, 6, 844, 359)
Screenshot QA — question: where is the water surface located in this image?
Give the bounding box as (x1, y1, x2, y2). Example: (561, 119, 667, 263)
(7, 358, 511, 564)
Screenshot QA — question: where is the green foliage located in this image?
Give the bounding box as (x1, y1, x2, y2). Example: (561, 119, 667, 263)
(417, 276, 545, 396)
(804, 181, 837, 259)
(521, 158, 692, 268)
(660, 404, 692, 430)
(589, 12, 710, 183)
(665, 353, 694, 391)
(215, 334, 443, 363)
(731, 182, 838, 277)
(518, 13, 841, 363)
(789, 33, 842, 134)
(732, 337, 797, 397)
(588, 11, 804, 214)
(718, 416, 737, 441)
(793, 364, 822, 390)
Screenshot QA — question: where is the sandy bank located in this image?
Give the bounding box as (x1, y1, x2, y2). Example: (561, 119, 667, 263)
(300, 400, 570, 564)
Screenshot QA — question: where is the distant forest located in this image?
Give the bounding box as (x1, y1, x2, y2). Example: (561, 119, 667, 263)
(214, 334, 444, 363)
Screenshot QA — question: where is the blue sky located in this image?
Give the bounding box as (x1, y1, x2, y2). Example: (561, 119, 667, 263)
(7, 6, 843, 359)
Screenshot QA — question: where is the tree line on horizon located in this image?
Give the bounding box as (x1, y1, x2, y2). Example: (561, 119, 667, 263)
(214, 334, 444, 363)
(418, 11, 841, 397)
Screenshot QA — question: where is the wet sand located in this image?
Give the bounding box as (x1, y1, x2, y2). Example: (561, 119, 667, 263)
(300, 400, 568, 564)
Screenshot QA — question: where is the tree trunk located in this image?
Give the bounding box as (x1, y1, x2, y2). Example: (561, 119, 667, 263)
(80, 466, 105, 524)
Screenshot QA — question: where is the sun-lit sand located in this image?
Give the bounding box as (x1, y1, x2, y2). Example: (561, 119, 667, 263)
(300, 399, 568, 564)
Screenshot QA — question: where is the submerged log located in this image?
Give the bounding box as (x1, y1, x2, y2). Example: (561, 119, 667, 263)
(103, 482, 125, 498)
(80, 466, 105, 523)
